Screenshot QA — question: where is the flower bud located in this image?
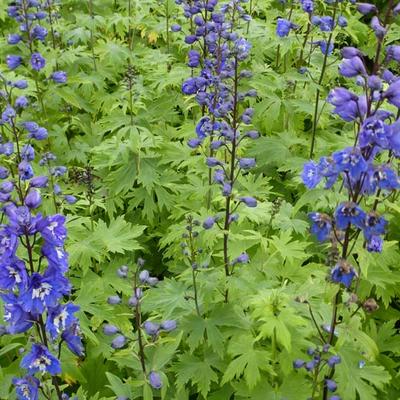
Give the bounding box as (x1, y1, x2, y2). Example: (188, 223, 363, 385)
(103, 324, 119, 336)
(143, 321, 160, 336)
(107, 295, 121, 305)
(139, 269, 150, 283)
(25, 189, 42, 209)
(111, 335, 127, 349)
(30, 176, 48, 188)
(161, 320, 177, 332)
(149, 371, 162, 389)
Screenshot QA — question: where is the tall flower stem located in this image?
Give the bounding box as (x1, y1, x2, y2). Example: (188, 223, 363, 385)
(88, 0, 97, 71)
(309, 0, 339, 158)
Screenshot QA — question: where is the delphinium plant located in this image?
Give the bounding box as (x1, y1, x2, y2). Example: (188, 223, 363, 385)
(104, 258, 177, 398)
(178, 0, 258, 301)
(300, 1, 400, 398)
(0, 74, 82, 399)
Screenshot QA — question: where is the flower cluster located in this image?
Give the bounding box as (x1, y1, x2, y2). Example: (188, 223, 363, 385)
(106, 259, 176, 390)
(7, 0, 67, 83)
(302, 2, 400, 288)
(0, 77, 82, 398)
(293, 345, 342, 400)
(176, 0, 258, 278)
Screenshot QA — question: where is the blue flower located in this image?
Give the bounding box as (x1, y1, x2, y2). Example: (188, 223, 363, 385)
(103, 324, 119, 335)
(7, 34, 22, 44)
(0, 258, 27, 290)
(3, 296, 34, 334)
(111, 334, 127, 349)
(366, 235, 383, 252)
(302, 161, 322, 189)
(383, 79, 400, 108)
(41, 243, 69, 273)
(46, 303, 80, 340)
(37, 215, 67, 246)
(18, 161, 34, 180)
(0, 228, 18, 261)
(363, 212, 386, 240)
(239, 196, 257, 207)
(332, 148, 368, 180)
(20, 343, 61, 375)
(12, 375, 40, 400)
(309, 212, 332, 241)
(31, 25, 48, 41)
(300, 0, 314, 13)
(160, 320, 177, 332)
(62, 323, 84, 356)
(319, 16, 334, 32)
(276, 18, 295, 37)
(19, 272, 68, 315)
(331, 260, 356, 288)
(30, 53, 46, 71)
(370, 166, 400, 192)
(334, 202, 366, 230)
(144, 321, 160, 336)
(357, 3, 377, 14)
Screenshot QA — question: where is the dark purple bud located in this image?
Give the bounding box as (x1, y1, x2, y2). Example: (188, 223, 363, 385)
(25, 189, 42, 209)
(143, 321, 160, 336)
(357, 3, 377, 15)
(326, 379, 337, 392)
(160, 320, 177, 332)
(0, 167, 9, 179)
(239, 158, 256, 169)
(239, 196, 257, 207)
(293, 359, 305, 369)
(171, 24, 181, 32)
(149, 371, 162, 389)
(51, 71, 67, 84)
(139, 270, 150, 283)
(147, 277, 159, 286)
(64, 195, 77, 204)
(185, 35, 197, 44)
(30, 176, 48, 188)
(111, 335, 127, 349)
(327, 355, 341, 367)
(107, 295, 121, 305)
(203, 216, 215, 229)
(103, 324, 119, 335)
(206, 157, 222, 167)
(341, 47, 362, 59)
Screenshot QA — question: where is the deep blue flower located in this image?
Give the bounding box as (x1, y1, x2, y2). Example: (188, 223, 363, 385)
(21, 144, 35, 161)
(64, 195, 77, 204)
(6, 55, 22, 70)
(19, 272, 68, 315)
(327, 355, 341, 367)
(234, 38, 251, 60)
(8, 34, 22, 44)
(359, 117, 389, 148)
(18, 161, 34, 180)
(31, 25, 48, 41)
(171, 24, 181, 32)
(203, 216, 216, 229)
(30, 176, 48, 188)
(276, 18, 295, 37)
(0, 228, 18, 261)
(62, 323, 84, 356)
(331, 260, 356, 288)
(232, 252, 249, 264)
(300, 0, 314, 13)
(319, 16, 334, 32)
(149, 371, 162, 389)
(15, 96, 29, 109)
(222, 182, 232, 196)
(309, 212, 332, 241)
(366, 235, 383, 252)
(318, 40, 334, 56)
(46, 303, 79, 340)
(0, 167, 9, 179)
(293, 359, 305, 369)
(369, 165, 400, 192)
(20, 343, 61, 375)
(2, 105, 16, 123)
(37, 215, 67, 246)
(0, 258, 27, 290)
(332, 148, 368, 180)
(30, 53, 46, 71)
(363, 212, 386, 240)
(12, 375, 40, 400)
(386, 45, 400, 62)
(13, 80, 28, 89)
(334, 202, 366, 230)
(383, 79, 400, 107)
(302, 161, 321, 189)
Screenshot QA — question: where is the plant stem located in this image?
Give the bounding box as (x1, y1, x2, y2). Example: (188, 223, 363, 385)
(88, 0, 97, 71)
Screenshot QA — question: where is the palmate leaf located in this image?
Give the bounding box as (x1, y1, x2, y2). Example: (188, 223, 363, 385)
(335, 346, 391, 400)
(222, 334, 274, 389)
(174, 353, 219, 398)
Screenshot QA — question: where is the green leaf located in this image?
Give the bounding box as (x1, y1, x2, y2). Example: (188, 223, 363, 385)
(105, 372, 132, 398)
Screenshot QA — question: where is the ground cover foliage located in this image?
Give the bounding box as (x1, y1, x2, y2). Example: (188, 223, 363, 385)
(0, 0, 400, 399)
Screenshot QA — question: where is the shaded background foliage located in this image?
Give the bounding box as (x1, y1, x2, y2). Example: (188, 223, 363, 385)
(0, 0, 400, 399)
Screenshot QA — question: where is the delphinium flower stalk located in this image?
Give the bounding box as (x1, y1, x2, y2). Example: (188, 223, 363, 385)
(0, 76, 83, 399)
(300, 2, 400, 399)
(274, 0, 354, 157)
(6, 0, 70, 213)
(106, 259, 177, 391)
(179, 0, 257, 302)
